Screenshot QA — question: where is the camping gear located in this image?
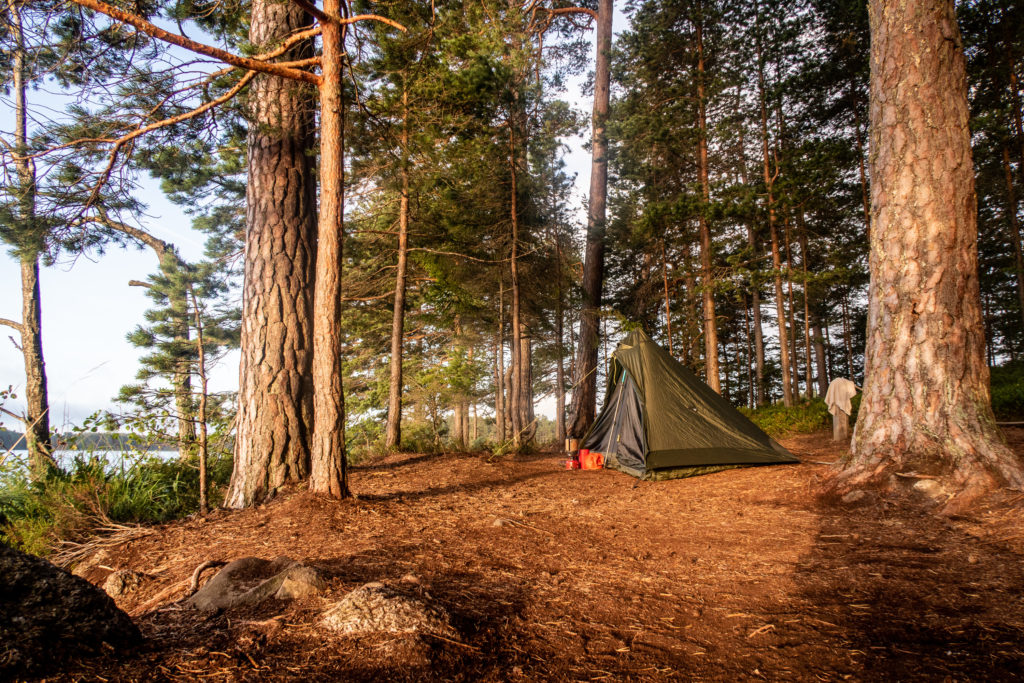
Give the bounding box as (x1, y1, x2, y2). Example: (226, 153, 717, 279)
(579, 450, 604, 470)
(580, 328, 799, 479)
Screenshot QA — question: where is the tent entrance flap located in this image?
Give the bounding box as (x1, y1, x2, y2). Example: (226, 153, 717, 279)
(580, 371, 646, 471)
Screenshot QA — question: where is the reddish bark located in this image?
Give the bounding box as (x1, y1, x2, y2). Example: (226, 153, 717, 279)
(837, 0, 1024, 508)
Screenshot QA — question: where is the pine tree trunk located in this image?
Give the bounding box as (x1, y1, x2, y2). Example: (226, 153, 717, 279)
(812, 315, 829, 397)
(784, 216, 800, 400)
(855, 121, 872, 237)
(309, 0, 347, 498)
(20, 256, 51, 479)
(569, 0, 613, 438)
(1001, 147, 1024, 328)
(227, 0, 317, 507)
(555, 245, 566, 445)
(841, 293, 854, 377)
(743, 295, 754, 409)
(495, 279, 506, 442)
(1009, 65, 1024, 184)
(8, 3, 52, 480)
(661, 241, 674, 355)
(838, 0, 1024, 508)
(755, 17, 792, 406)
(509, 128, 523, 447)
(696, 18, 719, 392)
(385, 91, 411, 450)
(736, 96, 766, 406)
(799, 219, 814, 396)
(519, 337, 536, 444)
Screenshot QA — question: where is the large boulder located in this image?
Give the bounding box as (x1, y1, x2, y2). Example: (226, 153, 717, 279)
(0, 543, 141, 677)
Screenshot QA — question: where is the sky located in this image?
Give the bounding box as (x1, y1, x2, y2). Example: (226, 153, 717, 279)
(0, 7, 631, 432)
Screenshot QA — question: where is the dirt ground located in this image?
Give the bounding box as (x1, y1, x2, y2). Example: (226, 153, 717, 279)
(54, 429, 1024, 682)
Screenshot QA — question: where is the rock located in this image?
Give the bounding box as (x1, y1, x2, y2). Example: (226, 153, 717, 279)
(913, 478, 946, 501)
(103, 570, 148, 597)
(187, 556, 327, 611)
(0, 544, 140, 678)
(492, 518, 506, 527)
(841, 489, 867, 505)
(274, 565, 328, 600)
(321, 582, 457, 640)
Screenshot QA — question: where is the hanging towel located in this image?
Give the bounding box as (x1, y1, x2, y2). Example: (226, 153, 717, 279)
(825, 377, 858, 417)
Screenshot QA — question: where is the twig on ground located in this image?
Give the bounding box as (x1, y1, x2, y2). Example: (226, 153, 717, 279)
(189, 559, 227, 594)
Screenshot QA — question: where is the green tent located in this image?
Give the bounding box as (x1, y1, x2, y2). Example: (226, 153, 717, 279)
(580, 328, 799, 479)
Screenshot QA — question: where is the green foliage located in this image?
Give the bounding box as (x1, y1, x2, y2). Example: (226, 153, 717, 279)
(0, 449, 233, 556)
(740, 399, 830, 438)
(990, 363, 1024, 420)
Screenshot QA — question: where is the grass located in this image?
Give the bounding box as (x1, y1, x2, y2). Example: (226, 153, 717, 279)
(0, 450, 233, 556)
(741, 398, 836, 438)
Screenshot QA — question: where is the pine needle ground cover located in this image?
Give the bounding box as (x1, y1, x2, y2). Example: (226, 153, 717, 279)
(45, 430, 1024, 681)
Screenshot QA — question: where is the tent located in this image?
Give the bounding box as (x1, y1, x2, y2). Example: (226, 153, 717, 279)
(580, 328, 799, 479)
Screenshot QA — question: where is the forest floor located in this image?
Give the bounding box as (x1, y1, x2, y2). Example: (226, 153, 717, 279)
(58, 429, 1024, 682)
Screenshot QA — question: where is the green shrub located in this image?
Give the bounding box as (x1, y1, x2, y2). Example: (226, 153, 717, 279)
(740, 398, 831, 438)
(990, 362, 1024, 420)
(0, 450, 232, 555)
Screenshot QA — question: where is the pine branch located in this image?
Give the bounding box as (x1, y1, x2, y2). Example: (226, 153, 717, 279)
(0, 318, 24, 333)
(67, 0, 323, 85)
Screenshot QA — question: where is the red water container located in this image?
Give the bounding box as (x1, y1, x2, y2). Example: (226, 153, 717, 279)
(580, 450, 604, 470)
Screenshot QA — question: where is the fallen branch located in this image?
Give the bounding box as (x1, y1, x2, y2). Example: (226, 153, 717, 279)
(189, 559, 227, 594)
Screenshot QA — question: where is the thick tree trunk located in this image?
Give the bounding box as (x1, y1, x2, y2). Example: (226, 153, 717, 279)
(385, 91, 411, 450)
(696, 18, 719, 392)
(1001, 147, 1024, 328)
(838, 0, 1024, 508)
(309, 3, 348, 498)
(568, 0, 612, 438)
(227, 0, 317, 507)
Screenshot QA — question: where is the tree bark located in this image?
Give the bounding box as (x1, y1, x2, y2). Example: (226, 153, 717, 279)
(568, 0, 612, 438)
(755, 10, 792, 407)
(309, 1, 348, 498)
(695, 16, 720, 392)
(10, 0, 52, 480)
(227, 0, 317, 507)
(495, 278, 506, 442)
(385, 88, 411, 449)
(798, 218, 814, 396)
(1001, 147, 1024, 329)
(784, 215, 800, 399)
(189, 286, 210, 515)
(661, 240, 674, 356)
(838, 0, 1024, 508)
(812, 314, 829, 397)
(509, 126, 523, 447)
